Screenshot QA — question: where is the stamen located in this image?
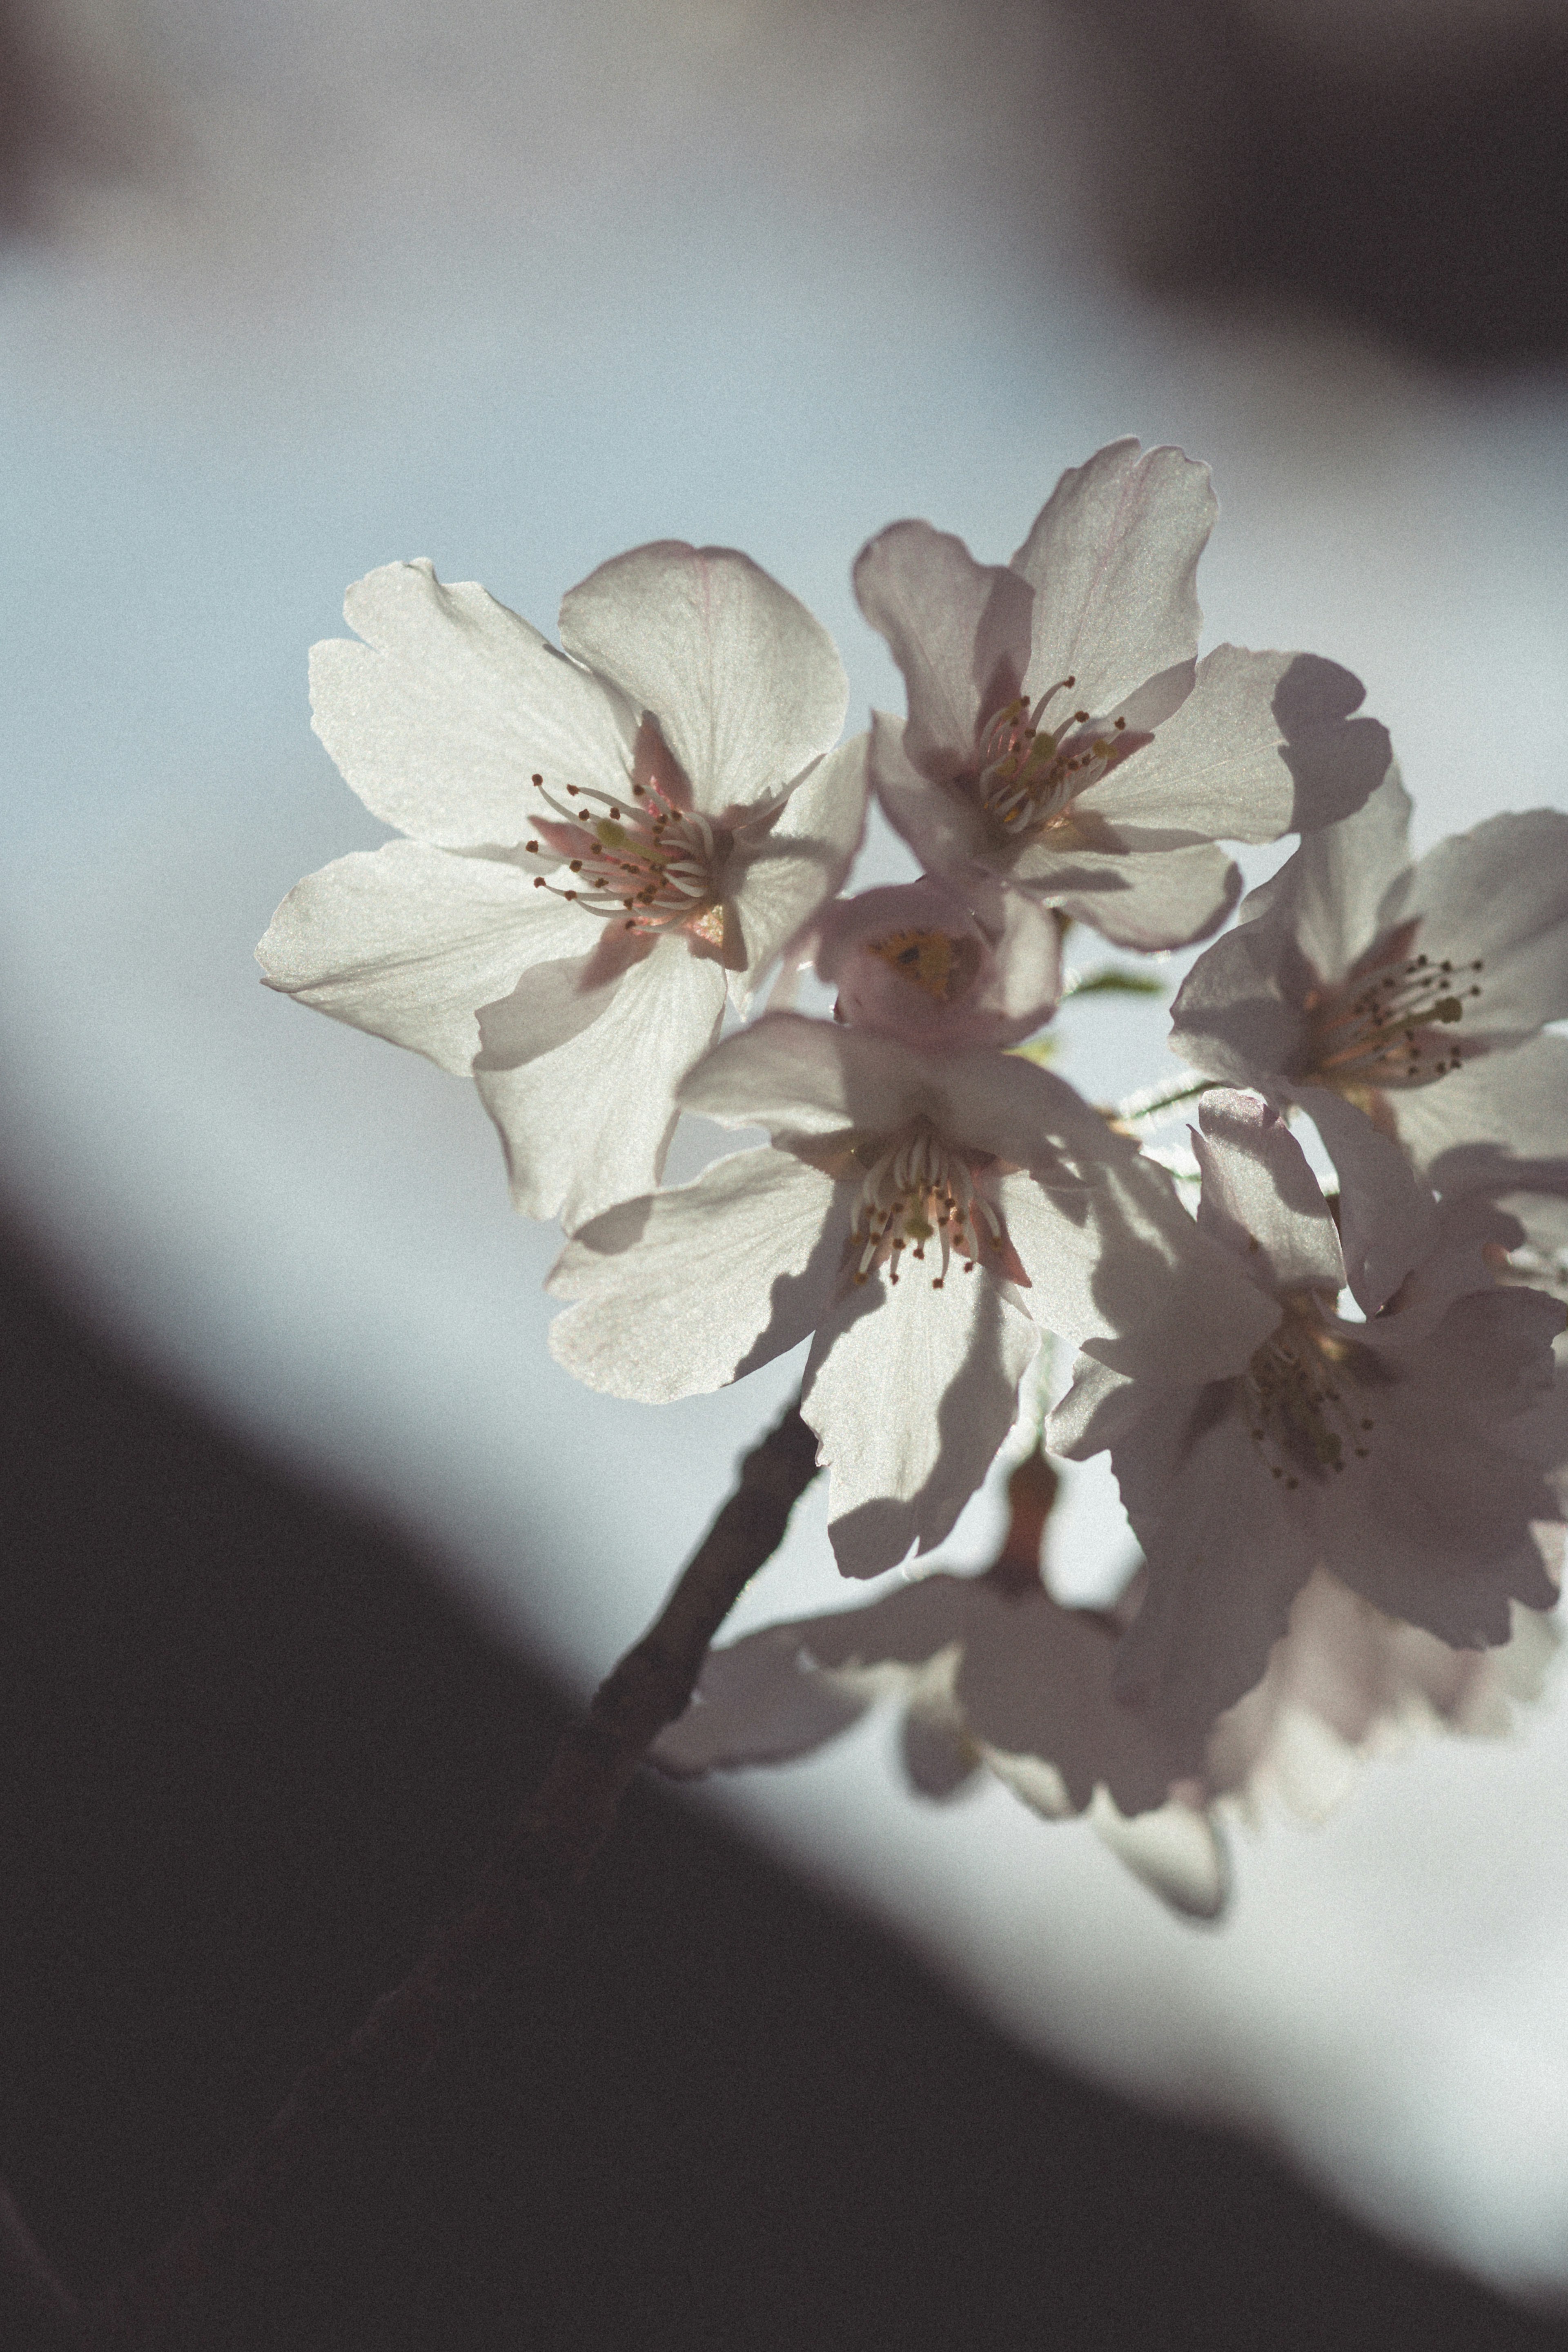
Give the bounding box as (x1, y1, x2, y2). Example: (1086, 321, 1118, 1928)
(1307, 952, 1485, 1090)
(525, 762, 732, 940)
(848, 1122, 1001, 1290)
(1245, 1293, 1386, 1486)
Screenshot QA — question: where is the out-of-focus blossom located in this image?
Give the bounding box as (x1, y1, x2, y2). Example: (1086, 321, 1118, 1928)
(258, 546, 864, 1226)
(1049, 1091, 1564, 1752)
(548, 1012, 1245, 1578)
(855, 439, 1391, 952)
(778, 874, 1063, 1050)
(1169, 766, 1568, 1309)
(654, 1449, 1561, 1918)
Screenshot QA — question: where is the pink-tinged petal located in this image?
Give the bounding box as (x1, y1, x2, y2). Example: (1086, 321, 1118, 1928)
(1294, 1084, 1438, 1314)
(805, 875, 1060, 1052)
(1399, 1032, 1568, 1193)
(1384, 807, 1568, 1043)
(1193, 1091, 1346, 1295)
(1112, 1398, 1321, 1747)
(804, 1268, 1040, 1577)
(478, 936, 726, 1225)
(852, 520, 1033, 780)
(1038, 840, 1242, 951)
(1012, 440, 1215, 718)
(727, 733, 869, 1003)
(311, 560, 636, 849)
(547, 1148, 844, 1399)
(557, 543, 848, 816)
(866, 706, 990, 875)
(1091, 648, 1388, 849)
(256, 840, 591, 1074)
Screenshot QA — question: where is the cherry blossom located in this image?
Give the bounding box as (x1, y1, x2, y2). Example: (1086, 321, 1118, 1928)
(1048, 1091, 1564, 1751)
(1169, 766, 1568, 1311)
(258, 544, 864, 1225)
(777, 874, 1063, 1051)
(855, 439, 1392, 952)
(547, 1013, 1249, 1579)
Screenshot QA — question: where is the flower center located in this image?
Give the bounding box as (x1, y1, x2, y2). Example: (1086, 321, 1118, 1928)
(525, 768, 726, 942)
(1305, 944, 1484, 1092)
(865, 926, 983, 1003)
(1244, 1291, 1383, 1489)
(974, 676, 1129, 837)
(848, 1123, 1002, 1290)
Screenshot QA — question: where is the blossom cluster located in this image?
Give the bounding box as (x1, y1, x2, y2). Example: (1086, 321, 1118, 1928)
(261, 441, 1568, 1900)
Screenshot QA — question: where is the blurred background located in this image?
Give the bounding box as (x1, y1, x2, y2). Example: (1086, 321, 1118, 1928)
(2, 0, 1568, 2341)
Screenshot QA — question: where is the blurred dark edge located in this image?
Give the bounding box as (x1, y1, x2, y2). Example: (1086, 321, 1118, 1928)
(3, 1204, 1568, 2352)
(1068, 0, 1568, 367)
(5, 0, 1568, 367)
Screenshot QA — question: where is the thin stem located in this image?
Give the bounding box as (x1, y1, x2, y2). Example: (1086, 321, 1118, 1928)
(89, 1398, 821, 2347)
(1113, 1070, 1212, 1125)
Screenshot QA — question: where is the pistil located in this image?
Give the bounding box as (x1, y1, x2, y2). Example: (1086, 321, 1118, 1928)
(1306, 949, 1485, 1090)
(849, 1124, 1002, 1290)
(974, 676, 1129, 836)
(524, 768, 724, 936)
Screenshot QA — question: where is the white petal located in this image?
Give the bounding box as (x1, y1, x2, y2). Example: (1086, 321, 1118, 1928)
(804, 1268, 1040, 1577)
(478, 935, 726, 1225)
(1091, 647, 1388, 848)
(1167, 913, 1305, 1087)
(1087, 1794, 1229, 1922)
(727, 734, 869, 1002)
(547, 1148, 844, 1398)
(256, 840, 587, 1073)
(1113, 1400, 1321, 1745)
(1265, 764, 1415, 986)
(311, 560, 635, 848)
(1398, 1032, 1568, 1191)
(557, 542, 848, 816)
(679, 1012, 935, 1142)
(852, 520, 1033, 777)
(1295, 1084, 1439, 1314)
(1038, 840, 1242, 951)
(651, 1623, 874, 1775)
(1012, 440, 1215, 717)
(1194, 1091, 1346, 1295)
(1385, 807, 1568, 1041)
(866, 705, 992, 878)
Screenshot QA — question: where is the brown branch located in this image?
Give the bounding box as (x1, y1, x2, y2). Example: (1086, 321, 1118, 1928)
(87, 1398, 821, 2347)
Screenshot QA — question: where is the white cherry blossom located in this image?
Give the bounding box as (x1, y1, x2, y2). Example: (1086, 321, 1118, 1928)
(548, 1013, 1247, 1579)
(1048, 1091, 1564, 1751)
(855, 439, 1392, 952)
(1169, 765, 1568, 1310)
(258, 545, 864, 1225)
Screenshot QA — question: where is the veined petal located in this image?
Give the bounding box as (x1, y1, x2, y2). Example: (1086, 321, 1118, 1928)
(727, 734, 870, 1002)
(547, 1149, 844, 1399)
(1193, 1092, 1346, 1295)
(679, 1012, 934, 1142)
(1383, 807, 1568, 1041)
(1168, 913, 1306, 1086)
(311, 560, 635, 848)
(478, 936, 726, 1225)
(1267, 764, 1415, 987)
(256, 839, 588, 1074)
(558, 542, 848, 816)
(852, 520, 1033, 780)
(804, 1266, 1040, 1577)
(1090, 647, 1388, 849)
(1012, 440, 1215, 718)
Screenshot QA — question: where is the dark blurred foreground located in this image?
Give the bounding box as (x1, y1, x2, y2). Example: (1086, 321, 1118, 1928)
(2, 1214, 1567, 2351)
